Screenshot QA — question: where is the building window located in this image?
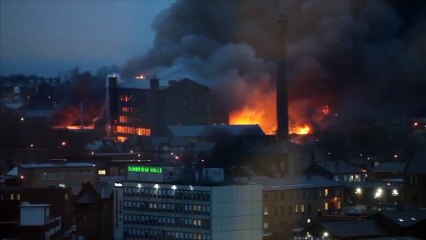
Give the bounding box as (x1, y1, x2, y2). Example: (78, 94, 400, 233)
(280, 192, 284, 201)
(337, 201, 341, 210)
(410, 176, 418, 185)
(98, 170, 106, 175)
(10, 193, 14, 200)
(263, 223, 268, 229)
(295, 204, 299, 213)
(16, 194, 20, 201)
(263, 192, 268, 200)
(288, 206, 292, 214)
(307, 204, 312, 213)
(264, 207, 269, 215)
(324, 188, 329, 197)
(300, 204, 305, 213)
(324, 202, 329, 210)
(65, 193, 68, 200)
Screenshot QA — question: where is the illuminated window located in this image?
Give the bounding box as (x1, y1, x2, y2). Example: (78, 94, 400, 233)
(122, 107, 130, 113)
(263, 223, 268, 229)
(119, 116, 128, 123)
(98, 170, 106, 175)
(300, 204, 305, 213)
(337, 201, 341, 210)
(324, 188, 329, 197)
(65, 193, 68, 200)
(16, 194, 20, 201)
(324, 202, 329, 210)
(117, 136, 128, 142)
(10, 194, 14, 200)
(264, 207, 269, 215)
(295, 205, 299, 213)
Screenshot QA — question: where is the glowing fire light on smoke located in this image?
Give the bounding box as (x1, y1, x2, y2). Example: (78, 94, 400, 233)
(135, 74, 145, 80)
(321, 104, 330, 116)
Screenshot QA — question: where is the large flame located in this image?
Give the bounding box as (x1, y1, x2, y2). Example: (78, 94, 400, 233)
(229, 82, 313, 135)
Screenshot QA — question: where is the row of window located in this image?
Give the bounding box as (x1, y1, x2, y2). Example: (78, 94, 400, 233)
(123, 214, 210, 230)
(263, 188, 341, 201)
(0, 193, 20, 201)
(123, 228, 211, 240)
(264, 202, 341, 217)
(116, 125, 151, 136)
(124, 188, 210, 202)
(123, 201, 211, 215)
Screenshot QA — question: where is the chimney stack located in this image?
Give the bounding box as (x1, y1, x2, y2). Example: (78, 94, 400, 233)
(276, 15, 289, 141)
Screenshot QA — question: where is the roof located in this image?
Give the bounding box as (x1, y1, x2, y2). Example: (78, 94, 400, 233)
(379, 209, 426, 228)
(406, 146, 426, 174)
(318, 220, 387, 238)
(370, 162, 406, 173)
(118, 79, 168, 90)
(193, 142, 216, 152)
(315, 160, 363, 174)
(169, 137, 189, 146)
(167, 124, 265, 137)
(237, 175, 343, 190)
(19, 162, 95, 169)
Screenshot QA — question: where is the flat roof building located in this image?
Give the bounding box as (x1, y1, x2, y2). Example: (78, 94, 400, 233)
(113, 165, 262, 240)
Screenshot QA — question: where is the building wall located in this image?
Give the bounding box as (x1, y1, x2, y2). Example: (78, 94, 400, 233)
(262, 186, 344, 236)
(404, 174, 426, 209)
(211, 185, 262, 240)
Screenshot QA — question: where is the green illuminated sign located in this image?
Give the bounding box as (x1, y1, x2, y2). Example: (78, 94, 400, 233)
(128, 166, 163, 174)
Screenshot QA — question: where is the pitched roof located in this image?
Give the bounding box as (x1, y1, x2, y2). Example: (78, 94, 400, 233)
(316, 160, 363, 174)
(370, 162, 406, 173)
(318, 220, 387, 238)
(379, 209, 426, 228)
(237, 175, 343, 190)
(406, 146, 426, 174)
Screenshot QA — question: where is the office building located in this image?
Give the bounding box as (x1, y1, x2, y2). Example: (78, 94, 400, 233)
(113, 166, 262, 240)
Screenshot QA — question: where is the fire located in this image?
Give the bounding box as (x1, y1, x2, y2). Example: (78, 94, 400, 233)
(289, 124, 311, 135)
(229, 88, 277, 134)
(135, 74, 145, 80)
(228, 80, 313, 136)
(53, 125, 95, 130)
(321, 104, 330, 115)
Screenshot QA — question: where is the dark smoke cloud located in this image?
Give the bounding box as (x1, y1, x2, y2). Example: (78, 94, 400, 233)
(122, 0, 426, 123)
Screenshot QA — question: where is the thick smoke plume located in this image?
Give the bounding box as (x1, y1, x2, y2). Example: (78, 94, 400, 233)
(122, 0, 426, 129)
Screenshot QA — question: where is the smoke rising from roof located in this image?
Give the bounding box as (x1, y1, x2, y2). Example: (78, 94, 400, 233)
(122, 0, 426, 124)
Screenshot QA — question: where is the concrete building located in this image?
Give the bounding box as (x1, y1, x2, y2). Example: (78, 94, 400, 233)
(113, 165, 262, 240)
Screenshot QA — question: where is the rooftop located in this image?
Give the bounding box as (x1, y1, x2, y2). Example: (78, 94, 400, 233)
(19, 162, 95, 169)
(236, 175, 343, 190)
(167, 124, 264, 137)
(370, 162, 406, 173)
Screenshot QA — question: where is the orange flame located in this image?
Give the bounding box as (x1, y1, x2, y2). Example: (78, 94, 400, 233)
(229, 80, 312, 135)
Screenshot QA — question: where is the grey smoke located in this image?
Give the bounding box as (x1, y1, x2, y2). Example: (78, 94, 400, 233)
(122, 0, 426, 124)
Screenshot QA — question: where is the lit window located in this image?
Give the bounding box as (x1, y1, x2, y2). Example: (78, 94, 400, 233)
(264, 207, 269, 215)
(324, 188, 329, 197)
(10, 194, 14, 200)
(337, 201, 341, 210)
(324, 202, 329, 210)
(98, 170, 106, 175)
(263, 223, 268, 229)
(65, 193, 68, 200)
(300, 204, 305, 213)
(295, 205, 299, 213)
(17, 194, 20, 201)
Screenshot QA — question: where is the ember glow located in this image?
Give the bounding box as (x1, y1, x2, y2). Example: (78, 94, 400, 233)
(289, 124, 311, 135)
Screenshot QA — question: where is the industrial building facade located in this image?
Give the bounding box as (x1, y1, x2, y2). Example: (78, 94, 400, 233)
(106, 75, 223, 142)
(113, 166, 262, 240)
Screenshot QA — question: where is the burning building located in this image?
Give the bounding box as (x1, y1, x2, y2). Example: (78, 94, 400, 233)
(106, 75, 224, 142)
